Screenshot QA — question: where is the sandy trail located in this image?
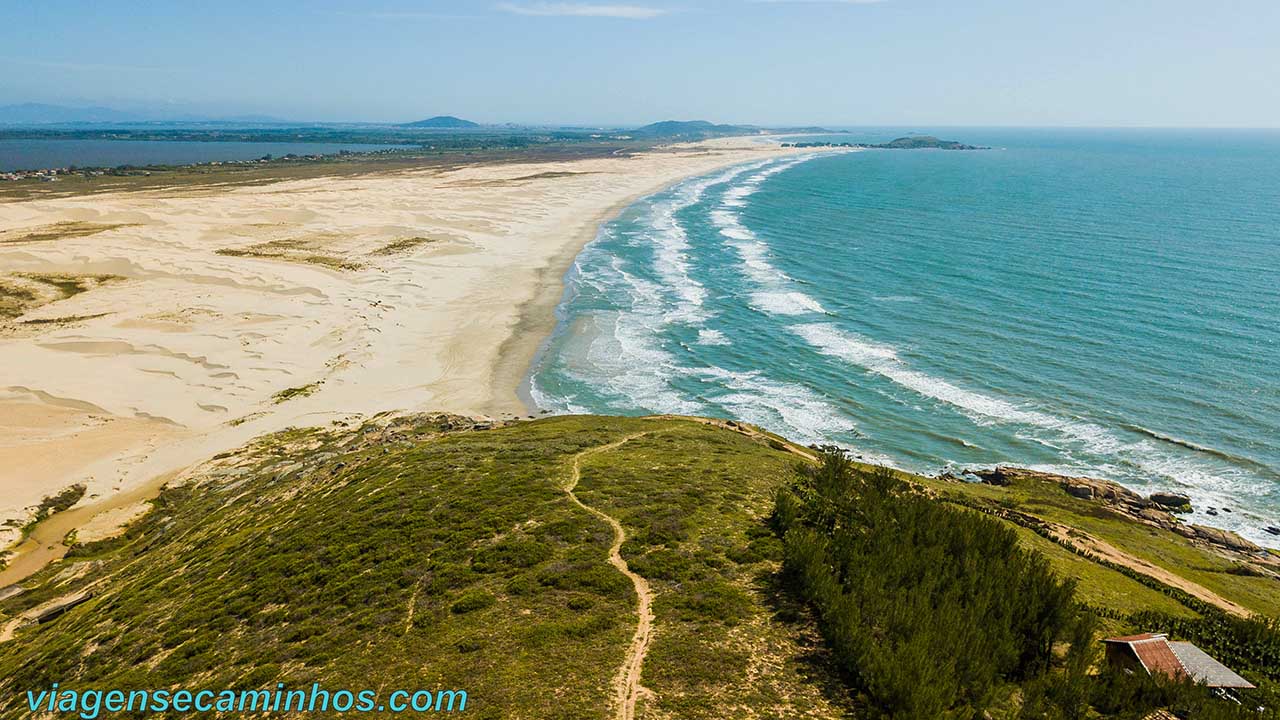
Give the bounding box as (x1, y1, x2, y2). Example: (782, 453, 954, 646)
(562, 433, 655, 720)
(1046, 524, 1252, 617)
(0, 137, 819, 566)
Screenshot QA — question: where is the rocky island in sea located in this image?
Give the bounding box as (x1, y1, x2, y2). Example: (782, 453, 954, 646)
(783, 135, 989, 149)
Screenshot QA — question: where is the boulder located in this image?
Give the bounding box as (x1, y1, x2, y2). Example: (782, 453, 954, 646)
(1149, 492, 1193, 512)
(973, 466, 1014, 486)
(1137, 508, 1177, 527)
(1190, 525, 1260, 553)
(1064, 483, 1095, 500)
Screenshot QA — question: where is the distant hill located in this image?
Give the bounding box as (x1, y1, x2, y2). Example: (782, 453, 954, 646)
(630, 120, 760, 139)
(784, 135, 987, 151)
(877, 135, 982, 150)
(401, 115, 480, 129)
(631, 120, 838, 140)
(0, 103, 140, 125)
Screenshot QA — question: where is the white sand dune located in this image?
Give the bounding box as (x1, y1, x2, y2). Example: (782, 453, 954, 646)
(0, 137, 816, 555)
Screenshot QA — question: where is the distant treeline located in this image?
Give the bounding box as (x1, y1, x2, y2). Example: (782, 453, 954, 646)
(772, 450, 1277, 718)
(0, 127, 602, 148)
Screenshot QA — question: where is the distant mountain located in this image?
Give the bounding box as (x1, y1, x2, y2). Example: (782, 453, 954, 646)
(630, 120, 759, 139)
(0, 103, 141, 124)
(401, 116, 480, 129)
(630, 120, 838, 140)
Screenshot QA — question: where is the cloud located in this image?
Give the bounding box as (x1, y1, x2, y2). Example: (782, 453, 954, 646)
(496, 2, 668, 18)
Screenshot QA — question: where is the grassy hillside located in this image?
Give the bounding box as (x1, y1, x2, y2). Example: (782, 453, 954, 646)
(0, 415, 851, 719)
(0, 414, 1275, 718)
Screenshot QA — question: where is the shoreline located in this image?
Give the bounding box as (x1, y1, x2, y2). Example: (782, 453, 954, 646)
(500, 170, 714, 417)
(0, 136, 819, 578)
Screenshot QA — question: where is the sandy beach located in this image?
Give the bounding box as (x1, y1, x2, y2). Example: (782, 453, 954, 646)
(0, 137, 815, 562)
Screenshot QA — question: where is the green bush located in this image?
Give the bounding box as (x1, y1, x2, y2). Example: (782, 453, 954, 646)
(450, 590, 496, 615)
(774, 451, 1080, 718)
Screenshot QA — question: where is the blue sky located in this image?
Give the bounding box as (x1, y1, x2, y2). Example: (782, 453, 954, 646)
(2, 0, 1277, 126)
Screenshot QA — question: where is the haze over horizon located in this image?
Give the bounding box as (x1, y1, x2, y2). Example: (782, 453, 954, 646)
(2, 1, 1278, 127)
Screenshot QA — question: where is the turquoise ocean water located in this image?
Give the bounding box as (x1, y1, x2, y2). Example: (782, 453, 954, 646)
(528, 129, 1280, 546)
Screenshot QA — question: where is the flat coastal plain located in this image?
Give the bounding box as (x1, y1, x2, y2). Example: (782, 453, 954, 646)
(0, 137, 814, 556)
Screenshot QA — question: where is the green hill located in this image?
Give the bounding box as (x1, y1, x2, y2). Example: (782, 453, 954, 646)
(630, 120, 759, 139)
(1, 415, 1276, 718)
(401, 116, 480, 129)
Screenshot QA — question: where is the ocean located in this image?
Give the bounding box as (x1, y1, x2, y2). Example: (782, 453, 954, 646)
(528, 128, 1280, 547)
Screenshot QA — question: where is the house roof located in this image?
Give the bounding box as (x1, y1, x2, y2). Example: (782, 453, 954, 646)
(1102, 633, 1255, 689)
(1130, 638, 1187, 680)
(1168, 642, 1256, 689)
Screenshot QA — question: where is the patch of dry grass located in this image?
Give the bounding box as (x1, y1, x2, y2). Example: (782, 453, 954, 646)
(0, 273, 120, 319)
(0, 222, 137, 244)
(215, 237, 363, 271)
(371, 236, 438, 256)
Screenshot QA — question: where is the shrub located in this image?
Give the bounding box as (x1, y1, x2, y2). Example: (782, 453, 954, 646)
(774, 451, 1080, 718)
(450, 591, 496, 615)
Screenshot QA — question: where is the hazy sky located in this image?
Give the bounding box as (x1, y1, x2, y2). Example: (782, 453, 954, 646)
(2, 0, 1277, 126)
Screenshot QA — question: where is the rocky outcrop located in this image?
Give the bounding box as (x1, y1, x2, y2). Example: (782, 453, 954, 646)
(1172, 524, 1261, 553)
(972, 467, 1149, 508)
(962, 466, 1272, 560)
(1149, 492, 1193, 512)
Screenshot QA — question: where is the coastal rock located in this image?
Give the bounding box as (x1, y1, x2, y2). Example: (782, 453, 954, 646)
(973, 466, 1015, 486)
(1189, 525, 1260, 553)
(1138, 508, 1177, 526)
(1149, 492, 1193, 512)
(953, 466, 1273, 561)
(973, 467, 1146, 506)
(1064, 483, 1096, 500)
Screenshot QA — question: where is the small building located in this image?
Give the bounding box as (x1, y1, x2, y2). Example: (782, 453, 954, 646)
(1103, 633, 1255, 689)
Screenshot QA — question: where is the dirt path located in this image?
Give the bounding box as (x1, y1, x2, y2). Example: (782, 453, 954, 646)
(1045, 524, 1251, 617)
(563, 434, 655, 720)
(0, 616, 22, 643)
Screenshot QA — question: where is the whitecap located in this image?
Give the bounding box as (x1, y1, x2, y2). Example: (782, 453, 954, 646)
(696, 328, 731, 346)
(789, 321, 1280, 546)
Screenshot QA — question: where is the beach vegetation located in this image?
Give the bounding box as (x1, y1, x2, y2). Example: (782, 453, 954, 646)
(271, 382, 322, 403)
(0, 273, 120, 319)
(21, 484, 86, 537)
(371, 236, 437, 256)
(0, 221, 137, 245)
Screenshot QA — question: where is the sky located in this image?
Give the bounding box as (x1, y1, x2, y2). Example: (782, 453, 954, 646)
(1, 0, 1278, 127)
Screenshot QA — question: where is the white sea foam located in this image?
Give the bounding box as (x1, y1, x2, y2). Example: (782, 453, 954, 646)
(711, 155, 833, 317)
(790, 321, 1278, 545)
(645, 161, 770, 325)
(689, 365, 869, 451)
(696, 328, 730, 346)
(750, 291, 827, 316)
